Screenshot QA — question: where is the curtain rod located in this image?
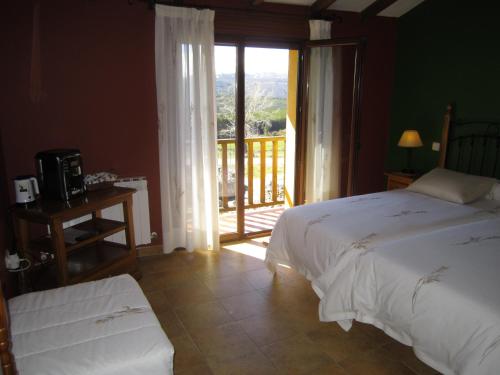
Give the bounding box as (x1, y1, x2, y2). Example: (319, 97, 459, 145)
(130, 0, 342, 22)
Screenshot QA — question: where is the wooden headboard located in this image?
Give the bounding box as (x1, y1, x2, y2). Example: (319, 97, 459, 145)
(439, 104, 500, 179)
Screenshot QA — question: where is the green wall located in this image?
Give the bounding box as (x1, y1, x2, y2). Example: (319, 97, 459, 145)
(387, 0, 500, 173)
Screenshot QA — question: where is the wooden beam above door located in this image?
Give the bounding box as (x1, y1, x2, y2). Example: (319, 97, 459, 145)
(311, 0, 337, 14)
(360, 0, 398, 19)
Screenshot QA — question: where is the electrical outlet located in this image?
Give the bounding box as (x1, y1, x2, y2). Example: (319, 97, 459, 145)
(432, 142, 440, 152)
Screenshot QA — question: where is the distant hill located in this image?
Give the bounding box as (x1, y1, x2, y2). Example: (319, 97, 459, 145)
(216, 73, 288, 99)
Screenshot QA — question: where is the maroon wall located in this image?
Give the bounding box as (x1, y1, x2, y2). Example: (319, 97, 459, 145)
(1, 1, 397, 251)
(0, 0, 161, 242)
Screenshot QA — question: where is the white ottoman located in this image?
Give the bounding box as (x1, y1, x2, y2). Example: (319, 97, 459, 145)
(8, 274, 174, 375)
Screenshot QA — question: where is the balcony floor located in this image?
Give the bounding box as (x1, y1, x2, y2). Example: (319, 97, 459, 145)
(219, 205, 285, 235)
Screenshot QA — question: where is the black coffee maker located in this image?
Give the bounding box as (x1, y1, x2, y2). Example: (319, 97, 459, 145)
(35, 149, 86, 201)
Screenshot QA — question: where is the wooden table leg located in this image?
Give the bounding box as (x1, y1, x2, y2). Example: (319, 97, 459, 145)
(50, 219, 68, 286)
(122, 197, 140, 279)
(92, 209, 102, 219)
(122, 197, 136, 255)
(12, 214, 29, 257)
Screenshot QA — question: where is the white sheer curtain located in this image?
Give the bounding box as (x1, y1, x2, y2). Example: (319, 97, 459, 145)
(155, 5, 219, 253)
(305, 20, 341, 203)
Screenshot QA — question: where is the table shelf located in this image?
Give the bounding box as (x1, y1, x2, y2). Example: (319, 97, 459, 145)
(67, 241, 131, 283)
(66, 218, 126, 252)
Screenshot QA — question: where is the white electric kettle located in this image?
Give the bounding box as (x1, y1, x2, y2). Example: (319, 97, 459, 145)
(14, 175, 39, 205)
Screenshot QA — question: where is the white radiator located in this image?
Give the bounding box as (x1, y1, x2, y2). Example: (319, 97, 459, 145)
(102, 178, 152, 246)
(60, 177, 152, 246)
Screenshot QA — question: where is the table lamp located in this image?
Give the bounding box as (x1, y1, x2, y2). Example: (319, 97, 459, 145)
(398, 130, 423, 174)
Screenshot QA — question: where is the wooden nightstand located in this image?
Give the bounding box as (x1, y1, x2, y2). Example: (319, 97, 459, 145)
(384, 172, 417, 190)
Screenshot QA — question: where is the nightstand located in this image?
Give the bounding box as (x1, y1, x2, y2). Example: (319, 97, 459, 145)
(384, 172, 417, 190)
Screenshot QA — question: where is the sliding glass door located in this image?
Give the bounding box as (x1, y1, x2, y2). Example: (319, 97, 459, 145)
(215, 45, 299, 241)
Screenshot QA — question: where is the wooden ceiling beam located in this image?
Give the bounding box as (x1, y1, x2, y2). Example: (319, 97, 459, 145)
(251, 0, 266, 5)
(360, 0, 398, 19)
(311, 0, 336, 14)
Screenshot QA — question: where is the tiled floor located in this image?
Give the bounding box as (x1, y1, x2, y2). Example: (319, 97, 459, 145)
(138, 239, 439, 375)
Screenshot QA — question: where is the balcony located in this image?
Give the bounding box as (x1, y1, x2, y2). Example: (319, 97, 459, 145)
(217, 136, 286, 235)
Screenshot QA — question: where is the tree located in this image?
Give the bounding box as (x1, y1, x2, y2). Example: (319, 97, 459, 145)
(216, 74, 287, 139)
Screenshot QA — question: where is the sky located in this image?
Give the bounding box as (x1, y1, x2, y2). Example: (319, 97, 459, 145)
(215, 46, 289, 75)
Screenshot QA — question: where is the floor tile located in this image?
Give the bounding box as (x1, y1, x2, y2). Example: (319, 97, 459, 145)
(189, 322, 259, 361)
(175, 364, 214, 375)
(169, 334, 207, 373)
(203, 274, 255, 299)
(175, 301, 234, 333)
(138, 268, 193, 292)
(191, 322, 281, 374)
(163, 279, 216, 308)
(193, 259, 242, 280)
(355, 321, 394, 347)
(340, 347, 417, 375)
(155, 307, 187, 339)
(382, 341, 440, 375)
(256, 282, 318, 311)
(143, 289, 170, 313)
(177, 250, 220, 269)
(306, 322, 377, 362)
(219, 290, 276, 320)
(219, 251, 267, 273)
(244, 268, 278, 289)
(139, 254, 189, 275)
(277, 299, 327, 335)
(239, 312, 299, 346)
(206, 349, 278, 375)
(262, 334, 337, 374)
(306, 361, 350, 375)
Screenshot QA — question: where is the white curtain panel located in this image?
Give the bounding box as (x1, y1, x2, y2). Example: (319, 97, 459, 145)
(155, 5, 219, 253)
(305, 20, 340, 203)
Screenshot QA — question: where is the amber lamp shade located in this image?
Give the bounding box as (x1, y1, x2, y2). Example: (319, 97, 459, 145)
(398, 130, 423, 174)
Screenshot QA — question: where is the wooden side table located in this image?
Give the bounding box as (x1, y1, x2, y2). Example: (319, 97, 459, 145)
(12, 187, 140, 289)
(384, 172, 417, 190)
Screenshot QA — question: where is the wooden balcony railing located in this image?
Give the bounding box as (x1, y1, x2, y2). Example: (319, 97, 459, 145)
(217, 136, 285, 211)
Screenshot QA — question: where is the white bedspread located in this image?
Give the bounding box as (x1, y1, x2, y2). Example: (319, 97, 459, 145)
(8, 274, 174, 375)
(320, 217, 500, 375)
(265, 189, 498, 298)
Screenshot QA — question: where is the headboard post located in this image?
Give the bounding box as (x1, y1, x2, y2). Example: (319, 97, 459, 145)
(438, 104, 452, 168)
(0, 283, 16, 375)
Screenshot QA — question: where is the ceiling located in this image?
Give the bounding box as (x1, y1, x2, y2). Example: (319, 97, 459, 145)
(262, 0, 427, 18)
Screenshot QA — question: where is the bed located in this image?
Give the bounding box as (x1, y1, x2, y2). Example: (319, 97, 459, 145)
(0, 274, 174, 375)
(321, 216, 500, 374)
(265, 105, 500, 374)
(266, 188, 497, 297)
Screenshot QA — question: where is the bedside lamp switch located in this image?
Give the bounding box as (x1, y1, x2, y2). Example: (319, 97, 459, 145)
(432, 142, 440, 152)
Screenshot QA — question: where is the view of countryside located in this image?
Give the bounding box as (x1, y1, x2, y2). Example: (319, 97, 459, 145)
(215, 47, 290, 219)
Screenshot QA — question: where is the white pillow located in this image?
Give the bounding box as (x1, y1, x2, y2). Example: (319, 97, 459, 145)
(407, 168, 496, 204)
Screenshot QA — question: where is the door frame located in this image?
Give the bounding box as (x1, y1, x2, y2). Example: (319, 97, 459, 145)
(295, 37, 366, 205)
(216, 39, 304, 243)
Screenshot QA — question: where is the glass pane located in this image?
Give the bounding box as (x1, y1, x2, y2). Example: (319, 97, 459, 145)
(244, 47, 291, 234)
(215, 45, 237, 235)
